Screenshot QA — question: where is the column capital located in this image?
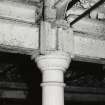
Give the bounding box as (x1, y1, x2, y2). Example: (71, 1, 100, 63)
(35, 51, 71, 72)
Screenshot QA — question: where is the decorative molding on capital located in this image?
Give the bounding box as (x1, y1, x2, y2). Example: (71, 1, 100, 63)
(35, 51, 71, 72)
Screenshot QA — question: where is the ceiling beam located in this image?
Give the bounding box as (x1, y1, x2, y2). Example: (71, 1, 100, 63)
(0, 18, 39, 55)
(73, 34, 105, 59)
(0, 20, 105, 64)
(57, 26, 105, 64)
(0, 1, 42, 23)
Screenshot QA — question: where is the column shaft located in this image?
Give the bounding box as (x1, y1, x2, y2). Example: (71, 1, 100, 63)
(42, 83, 65, 105)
